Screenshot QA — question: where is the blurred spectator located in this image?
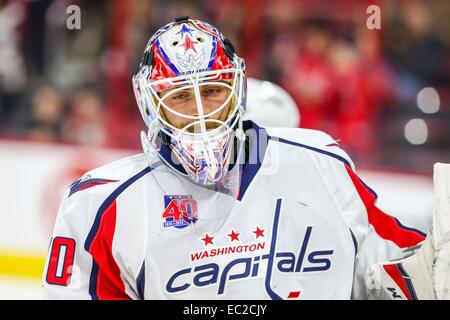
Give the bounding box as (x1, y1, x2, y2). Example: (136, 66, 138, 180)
(263, 0, 302, 84)
(62, 88, 105, 145)
(280, 19, 337, 130)
(355, 27, 395, 113)
(386, 0, 448, 99)
(43, 0, 108, 91)
(327, 28, 395, 163)
(25, 84, 64, 142)
(0, 0, 26, 124)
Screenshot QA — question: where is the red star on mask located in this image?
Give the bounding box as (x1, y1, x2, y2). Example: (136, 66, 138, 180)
(181, 35, 198, 54)
(252, 226, 265, 239)
(227, 230, 240, 242)
(201, 233, 214, 246)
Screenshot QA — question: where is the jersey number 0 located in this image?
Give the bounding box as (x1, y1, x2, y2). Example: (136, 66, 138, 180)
(45, 237, 76, 286)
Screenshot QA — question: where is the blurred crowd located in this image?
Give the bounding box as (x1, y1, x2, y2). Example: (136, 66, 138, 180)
(0, 0, 449, 172)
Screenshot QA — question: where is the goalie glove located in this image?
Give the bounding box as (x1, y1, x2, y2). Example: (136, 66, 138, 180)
(368, 162, 450, 300)
(431, 162, 450, 299)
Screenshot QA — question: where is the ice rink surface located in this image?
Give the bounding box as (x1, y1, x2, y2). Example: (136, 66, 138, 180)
(0, 276, 43, 300)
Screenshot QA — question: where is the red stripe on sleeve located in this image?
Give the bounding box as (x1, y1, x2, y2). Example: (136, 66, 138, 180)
(344, 165, 376, 209)
(88, 200, 130, 300)
(382, 264, 413, 300)
(344, 165, 425, 248)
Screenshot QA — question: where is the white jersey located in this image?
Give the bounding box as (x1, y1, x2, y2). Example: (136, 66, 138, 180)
(42, 121, 426, 300)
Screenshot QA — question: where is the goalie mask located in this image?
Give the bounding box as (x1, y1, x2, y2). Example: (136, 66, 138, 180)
(132, 17, 247, 189)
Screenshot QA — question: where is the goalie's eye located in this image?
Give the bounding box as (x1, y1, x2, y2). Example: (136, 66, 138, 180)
(202, 86, 224, 97)
(170, 90, 192, 102)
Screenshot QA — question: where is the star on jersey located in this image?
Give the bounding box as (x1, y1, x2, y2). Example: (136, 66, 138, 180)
(227, 230, 240, 242)
(176, 24, 195, 39)
(201, 233, 214, 246)
(181, 36, 198, 54)
(252, 226, 265, 239)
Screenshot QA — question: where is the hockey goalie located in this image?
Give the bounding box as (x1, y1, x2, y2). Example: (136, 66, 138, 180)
(42, 17, 450, 300)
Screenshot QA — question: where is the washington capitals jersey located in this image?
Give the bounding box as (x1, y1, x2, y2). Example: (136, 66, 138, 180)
(42, 121, 426, 300)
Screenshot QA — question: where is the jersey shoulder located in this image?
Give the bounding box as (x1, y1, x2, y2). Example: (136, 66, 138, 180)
(67, 152, 149, 199)
(84, 152, 148, 180)
(264, 126, 355, 170)
(51, 153, 150, 232)
(54, 153, 149, 225)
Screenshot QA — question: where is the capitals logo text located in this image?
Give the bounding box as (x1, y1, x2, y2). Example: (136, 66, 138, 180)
(166, 225, 334, 297)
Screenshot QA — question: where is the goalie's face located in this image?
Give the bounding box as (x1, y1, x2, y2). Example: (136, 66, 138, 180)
(133, 18, 247, 187)
(159, 83, 232, 132)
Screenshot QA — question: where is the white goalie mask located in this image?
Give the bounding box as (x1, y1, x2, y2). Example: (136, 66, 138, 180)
(132, 17, 247, 189)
